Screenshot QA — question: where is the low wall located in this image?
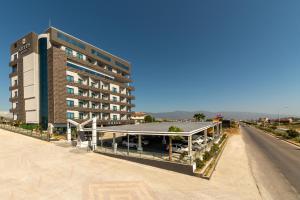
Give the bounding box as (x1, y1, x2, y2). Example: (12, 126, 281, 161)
(95, 151, 195, 176)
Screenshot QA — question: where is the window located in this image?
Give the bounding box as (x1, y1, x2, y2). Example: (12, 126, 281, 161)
(77, 52, 83, 60)
(78, 90, 83, 96)
(14, 80, 17, 86)
(78, 79, 83, 84)
(66, 100, 74, 107)
(92, 103, 96, 109)
(66, 112, 74, 119)
(79, 101, 84, 107)
(65, 47, 73, 56)
(115, 61, 129, 71)
(92, 113, 96, 118)
(14, 91, 18, 97)
(91, 82, 95, 87)
(113, 106, 117, 111)
(91, 49, 111, 62)
(67, 62, 114, 81)
(112, 87, 117, 93)
(91, 92, 96, 98)
(12, 66, 17, 73)
(66, 75, 74, 82)
(112, 96, 117, 102)
(113, 115, 118, 121)
(79, 113, 84, 119)
(57, 32, 86, 49)
(67, 87, 74, 94)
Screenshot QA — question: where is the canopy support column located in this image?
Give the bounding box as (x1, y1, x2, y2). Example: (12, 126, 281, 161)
(138, 135, 143, 151)
(67, 122, 71, 143)
(92, 117, 97, 150)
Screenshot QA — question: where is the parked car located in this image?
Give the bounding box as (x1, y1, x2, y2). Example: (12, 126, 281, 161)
(192, 136, 204, 145)
(166, 143, 188, 153)
(132, 138, 150, 146)
(122, 140, 138, 148)
(192, 143, 204, 151)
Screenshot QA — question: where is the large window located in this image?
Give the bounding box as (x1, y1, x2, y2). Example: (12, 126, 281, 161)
(67, 62, 114, 81)
(67, 112, 74, 119)
(112, 87, 118, 93)
(66, 100, 74, 107)
(113, 106, 117, 111)
(112, 96, 117, 102)
(91, 49, 111, 62)
(67, 87, 74, 94)
(65, 48, 73, 56)
(115, 61, 129, 71)
(113, 115, 118, 121)
(57, 32, 86, 50)
(79, 113, 84, 119)
(66, 75, 74, 82)
(77, 52, 83, 60)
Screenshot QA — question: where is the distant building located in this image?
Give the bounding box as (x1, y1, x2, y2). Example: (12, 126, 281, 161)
(131, 112, 147, 124)
(270, 118, 293, 124)
(258, 117, 269, 123)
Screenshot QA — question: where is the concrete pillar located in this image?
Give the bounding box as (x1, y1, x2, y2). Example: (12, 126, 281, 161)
(67, 122, 71, 142)
(112, 133, 116, 145)
(212, 126, 215, 138)
(48, 123, 54, 135)
(188, 136, 192, 157)
(204, 129, 207, 150)
(127, 134, 130, 155)
(92, 117, 97, 150)
(137, 135, 143, 151)
(216, 124, 220, 136)
(220, 123, 222, 134)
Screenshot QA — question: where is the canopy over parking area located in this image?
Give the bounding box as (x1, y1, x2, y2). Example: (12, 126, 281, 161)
(92, 121, 219, 136)
(66, 118, 222, 160)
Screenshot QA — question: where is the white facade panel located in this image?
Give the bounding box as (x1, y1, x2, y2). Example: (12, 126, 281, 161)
(26, 110, 38, 123)
(25, 98, 37, 111)
(24, 85, 35, 99)
(23, 70, 34, 86)
(22, 53, 39, 123)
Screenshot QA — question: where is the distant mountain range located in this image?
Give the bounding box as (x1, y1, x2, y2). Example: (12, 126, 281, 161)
(147, 111, 296, 121)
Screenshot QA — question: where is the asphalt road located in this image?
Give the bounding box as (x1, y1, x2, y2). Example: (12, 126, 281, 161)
(241, 125, 300, 200)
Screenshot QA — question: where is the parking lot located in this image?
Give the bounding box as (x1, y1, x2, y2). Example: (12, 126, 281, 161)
(97, 131, 221, 164)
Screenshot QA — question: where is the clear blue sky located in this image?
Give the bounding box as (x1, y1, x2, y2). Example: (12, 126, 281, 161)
(0, 0, 299, 115)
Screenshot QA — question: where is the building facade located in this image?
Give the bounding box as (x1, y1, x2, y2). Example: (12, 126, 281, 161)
(9, 27, 135, 129)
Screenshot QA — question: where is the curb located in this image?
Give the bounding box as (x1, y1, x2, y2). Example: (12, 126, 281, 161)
(199, 135, 229, 180)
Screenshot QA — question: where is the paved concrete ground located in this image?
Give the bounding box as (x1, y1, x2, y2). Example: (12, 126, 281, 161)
(241, 125, 300, 200)
(0, 129, 261, 200)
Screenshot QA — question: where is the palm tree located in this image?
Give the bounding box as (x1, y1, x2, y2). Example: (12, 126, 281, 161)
(193, 113, 206, 121)
(168, 126, 184, 161)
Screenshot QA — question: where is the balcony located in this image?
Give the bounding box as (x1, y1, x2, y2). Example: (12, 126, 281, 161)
(9, 72, 17, 78)
(66, 65, 133, 90)
(9, 84, 18, 91)
(67, 81, 135, 100)
(9, 107, 18, 113)
(9, 96, 18, 102)
(66, 54, 132, 83)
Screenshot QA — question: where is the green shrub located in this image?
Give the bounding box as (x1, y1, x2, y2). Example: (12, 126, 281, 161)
(287, 129, 299, 138)
(179, 151, 188, 160)
(195, 158, 205, 169)
(293, 136, 300, 143)
(202, 151, 212, 162)
(210, 143, 219, 154)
